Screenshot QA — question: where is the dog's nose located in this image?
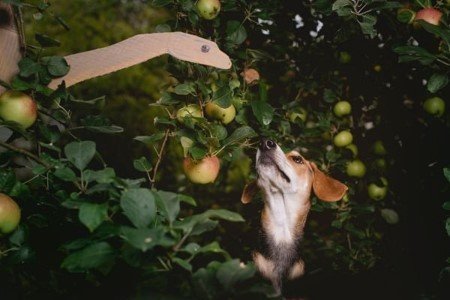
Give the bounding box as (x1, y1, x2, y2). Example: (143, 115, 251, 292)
(260, 139, 276, 151)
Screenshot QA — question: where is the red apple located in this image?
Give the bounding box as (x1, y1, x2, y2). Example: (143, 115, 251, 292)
(183, 156, 220, 184)
(0, 193, 21, 236)
(415, 8, 442, 26)
(0, 90, 37, 129)
(241, 68, 260, 85)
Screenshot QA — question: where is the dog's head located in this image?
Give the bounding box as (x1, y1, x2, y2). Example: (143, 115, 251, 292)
(242, 139, 348, 204)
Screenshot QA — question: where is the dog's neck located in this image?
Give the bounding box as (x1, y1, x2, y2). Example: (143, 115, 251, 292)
(261, 188, 311, 245)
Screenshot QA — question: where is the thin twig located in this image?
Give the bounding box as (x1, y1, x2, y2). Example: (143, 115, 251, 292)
(149, 128, 170, 189)
(0, 141, 51, 168)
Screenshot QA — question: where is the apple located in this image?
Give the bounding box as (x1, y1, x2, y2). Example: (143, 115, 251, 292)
(196, 0, 221, 20)
(380, 208, 399, 225)
(415, 8, 442, 26)
(0, 193, 21, 236)
(333, 101, 352, 117)
(374, 158, 387, 171)
(346, 159, 366, 178)
(333, 130, 353, 147)
(241, 68, 260, 85)
(183, 156, 220, 184)
(368, 178, 388, 200)
(0, 90, 37, 129)
(372, 140, 387, 155)
(339, 51, 351, 64)
(423, 97, 445, 117)
(205, 102, 236, 124)
(289, 107, 308, 123)
(373, 65, 382, 72)
(176, 104, 202, 123)
(345, 143, 358, 157)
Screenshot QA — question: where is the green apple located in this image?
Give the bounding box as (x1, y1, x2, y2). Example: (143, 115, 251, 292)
(333, 101, 352, 117)
(380, 208, 399, 224)
(345, 143, 358, 157)
(346, 159, 366, 178)
(334, 130, 353, 147)
(176, 104, 202, 123)
(289, 107, 308, 123)
(0, 193, 21, 236)
(423, 97, 445, 117)
(196, 0, 221, 20)
(183, 156, 220, 184)
(0, 90, 37, 129)
(372, 140, 387, 156)
(205, 102, 236, 124)
(374, 158, 387, 170)
(339, 51, 351, 64)
(368, 178, 388, 201)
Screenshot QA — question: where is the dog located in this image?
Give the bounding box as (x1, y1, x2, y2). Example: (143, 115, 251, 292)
(241, 139, 348, 296)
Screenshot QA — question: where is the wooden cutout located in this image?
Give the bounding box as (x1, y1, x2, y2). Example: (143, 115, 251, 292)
(0, 3, 232, 93)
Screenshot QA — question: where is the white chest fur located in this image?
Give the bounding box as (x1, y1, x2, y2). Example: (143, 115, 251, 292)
(263, 191, 310, 245)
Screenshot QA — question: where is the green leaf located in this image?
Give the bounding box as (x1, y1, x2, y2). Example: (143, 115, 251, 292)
(172, 257, 192, 272)
(332, 0, 351, 11)
(44, 56, 70, 77)
(203, 209, 245, 222)
(134, 133, 165, 145)
(393, 46, 436, 65)
(61, 242, 115, 272)
(212, 86, 233, 108)
(222, 126, 256, 146)
(444, 168, 450, 182)
(446, 218, 450, 236)
(155, 191, 181, 225)
(397, 9, 415, 24)
(35, 33, 61, 47)
(251, 99, 274, 126)
(18, 58, 41, 77)
(83, 168, 116, 184)
(442, 201, 450, 211)
(119, 226, 171, 252)
(78, 203, 108, 232)
(188, 146, 208, 160)
(54, 167, 77, 182)
(226, 20, 247, 46)
(85, 125, 124, 134)
(418, 21, 450, 46)
(133, 157, 152, 172)
(173, 82, 195, 95)
(64, 141, 96, 171)
(216, 259, 256, 290)
(120, 188, 156, 228)
(427, 73, 448, 93)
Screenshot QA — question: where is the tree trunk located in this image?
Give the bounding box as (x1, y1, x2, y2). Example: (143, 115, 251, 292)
(0, 3, 21, 94)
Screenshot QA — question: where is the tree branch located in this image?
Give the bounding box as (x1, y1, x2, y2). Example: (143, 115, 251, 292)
(0, 141, 51, 169)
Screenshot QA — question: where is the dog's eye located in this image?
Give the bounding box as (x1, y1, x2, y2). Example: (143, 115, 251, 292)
(292, 156, 303, 164)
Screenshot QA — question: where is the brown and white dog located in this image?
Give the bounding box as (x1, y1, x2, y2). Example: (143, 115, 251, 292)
(241, 139, 348, 295)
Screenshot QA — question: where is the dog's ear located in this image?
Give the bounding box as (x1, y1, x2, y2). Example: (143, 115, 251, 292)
(241, 180, 258, 204)
(311, 162, 348, 202)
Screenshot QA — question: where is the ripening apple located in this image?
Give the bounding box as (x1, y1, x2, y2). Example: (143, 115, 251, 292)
(176, 104, 202, 123)
(205, 102, 236, 124)
(0, 90, 37, 129)
(241, 68, 260, 85)
(183, 156, 220, 184)
(333, 130, 353, 147)
(0, 193, 21, 236)
(333, 101, 352, 117)
(415, 8, 442, 26)
(346, 159, 366, 178)
(196, 0, 221, 20)
(423, 97, 445, 117)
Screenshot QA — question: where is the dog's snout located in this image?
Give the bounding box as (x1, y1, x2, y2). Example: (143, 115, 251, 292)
(260, 139, 276, 151)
